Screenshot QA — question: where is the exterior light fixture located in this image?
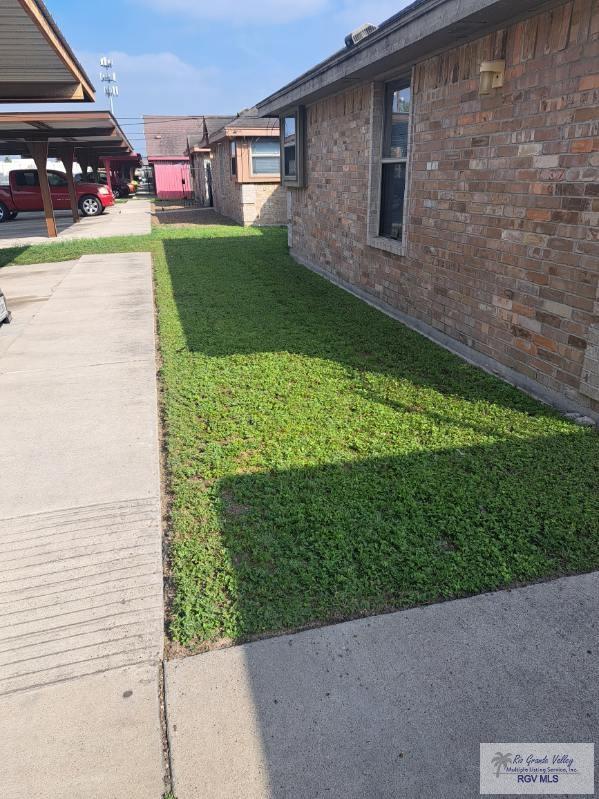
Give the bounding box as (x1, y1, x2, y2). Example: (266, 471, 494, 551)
(479, 60, 505, 95)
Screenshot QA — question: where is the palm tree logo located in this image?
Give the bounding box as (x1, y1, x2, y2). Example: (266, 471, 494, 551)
(491, 752, 513, 777)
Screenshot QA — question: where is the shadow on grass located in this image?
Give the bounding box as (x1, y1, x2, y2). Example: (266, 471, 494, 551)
(202, 431, 598, 640)
(161, 227, 598, 645)
(154, 208, 235, 227)
(161, 234, 552, 416)
(0, 245, 30, 269)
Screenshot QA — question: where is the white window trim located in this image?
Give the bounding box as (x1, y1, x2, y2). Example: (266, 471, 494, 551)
(367, 72, 415, 257)
(249, 138, 281, 178)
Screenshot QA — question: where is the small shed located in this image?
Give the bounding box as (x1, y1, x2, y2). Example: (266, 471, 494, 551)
(143, 115, 203, 199)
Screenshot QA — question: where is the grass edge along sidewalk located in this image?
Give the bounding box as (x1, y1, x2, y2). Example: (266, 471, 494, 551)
(2, 224, 598, 651)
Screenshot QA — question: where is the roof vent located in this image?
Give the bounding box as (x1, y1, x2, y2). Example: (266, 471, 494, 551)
(345, 23, 378, 48)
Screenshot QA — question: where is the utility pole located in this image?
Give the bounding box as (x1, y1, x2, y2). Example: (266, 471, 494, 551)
(100, 57, 119, 114)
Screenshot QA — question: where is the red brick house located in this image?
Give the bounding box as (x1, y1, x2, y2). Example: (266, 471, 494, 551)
(257, 0, 599, 420)
(200, 113, 286, 226)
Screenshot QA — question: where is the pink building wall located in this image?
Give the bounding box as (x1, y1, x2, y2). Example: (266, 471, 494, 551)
(150, 158, 192, 199)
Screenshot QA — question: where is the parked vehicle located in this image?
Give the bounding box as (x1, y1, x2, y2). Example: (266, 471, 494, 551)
(80, 172, 131, 200)
(111, 180, 131, 199)
(78, 171, 131, 199)
(0, 169, 115, 222)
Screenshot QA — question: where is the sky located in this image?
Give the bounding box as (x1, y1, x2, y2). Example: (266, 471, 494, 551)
(5, 0, 411, 154)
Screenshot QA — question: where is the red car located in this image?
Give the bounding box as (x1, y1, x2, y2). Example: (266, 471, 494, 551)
(0, 169, 115, 223)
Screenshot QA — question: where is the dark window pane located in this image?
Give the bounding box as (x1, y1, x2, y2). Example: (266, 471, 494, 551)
(48, 173, 67, 187)
(284, 145, 296, 177)
(380, 162, 406, 240)
(230, 141, 237, 176)
(15, 171, 38, 187)
(383, 85, 410, 158)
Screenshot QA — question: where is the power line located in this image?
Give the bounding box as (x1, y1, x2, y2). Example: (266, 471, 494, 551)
(113, 116, 278, 127)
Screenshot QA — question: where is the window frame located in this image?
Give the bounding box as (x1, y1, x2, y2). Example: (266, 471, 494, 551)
(367, 73, 414, 256)
(249, 137, 281, 177)
(279, 106, 306, 188)
(230, 140, 237, 177)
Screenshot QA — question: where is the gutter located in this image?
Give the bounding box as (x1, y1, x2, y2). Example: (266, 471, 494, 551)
(256, 0, 562, 114)
(256, 0, 441, 110)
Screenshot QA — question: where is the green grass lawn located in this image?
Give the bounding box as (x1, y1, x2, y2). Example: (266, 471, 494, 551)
(2, 224, 598, 648)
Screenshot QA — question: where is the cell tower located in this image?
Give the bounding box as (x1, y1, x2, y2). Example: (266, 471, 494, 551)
(100, 57, 119, 114)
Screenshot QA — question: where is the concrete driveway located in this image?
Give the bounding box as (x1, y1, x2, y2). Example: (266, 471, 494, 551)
(0, 252, 165, 797)
(0, 197, 151, 248)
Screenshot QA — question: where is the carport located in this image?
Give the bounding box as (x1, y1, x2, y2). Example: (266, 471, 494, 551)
(0, 112, 137, 237)
(102, 153, 142, 193)
(0, 0, 94, 103)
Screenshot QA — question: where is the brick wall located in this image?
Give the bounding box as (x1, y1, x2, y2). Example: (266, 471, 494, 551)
(244, 182, 287, 225)
(289, 0, 599, 414)
(210, 140, 286, 226)
(211, 141, 244, 223)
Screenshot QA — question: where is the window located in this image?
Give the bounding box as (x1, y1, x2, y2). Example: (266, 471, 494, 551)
(230, 141, 237, 176)
(280, 107, 305, 187)
(283, 116, 296, 178)
(251, 138, 280, 175)
(14, 171, 39, 187)
(47, 172, 68, 187)
(379, 82, 411, 241)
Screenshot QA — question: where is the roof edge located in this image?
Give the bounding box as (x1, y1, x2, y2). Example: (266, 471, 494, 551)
(256, 0, 560, 114)
(21, 0, 95, 101)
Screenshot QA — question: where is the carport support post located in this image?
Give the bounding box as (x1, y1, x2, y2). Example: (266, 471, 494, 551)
(77, 151, 90, 180)
(102, 157, 112, 193)
(57, 145, 80, 223)
(89, 154, 100, 181)
(27, 140, 57, 238)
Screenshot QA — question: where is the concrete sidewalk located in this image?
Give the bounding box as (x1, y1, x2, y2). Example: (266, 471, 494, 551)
(0, 253, 164, 797)
(165, 573, 599, 799)
(0, 197, 151, 248)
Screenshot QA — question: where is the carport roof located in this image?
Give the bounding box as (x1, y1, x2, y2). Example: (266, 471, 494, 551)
(0, 111, 136, 158)
(0, 0, 94, 102)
